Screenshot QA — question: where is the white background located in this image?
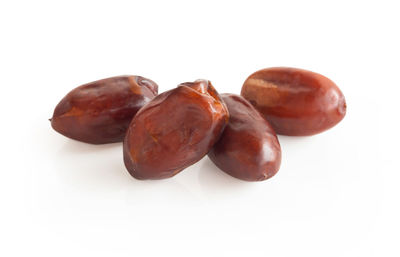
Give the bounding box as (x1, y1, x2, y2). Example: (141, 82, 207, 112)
(1, 0, 399, 256)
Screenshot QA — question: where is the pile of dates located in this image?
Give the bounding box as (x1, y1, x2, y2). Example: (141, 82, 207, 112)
(51, 67, 346, 181)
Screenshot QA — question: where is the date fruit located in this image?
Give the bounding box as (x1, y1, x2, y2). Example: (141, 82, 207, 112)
(241, 67, 346, 136)
(51, 76, 158, 144)
(208, 94, 281, 181)
(123, 80, 229, 180)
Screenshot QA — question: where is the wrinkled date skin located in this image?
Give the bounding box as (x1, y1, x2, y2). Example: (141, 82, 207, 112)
(51, 76, 158, 144)
(123, 80, 229, 180)
(241, 67, 346, 136)
(208, 94, 281, 181)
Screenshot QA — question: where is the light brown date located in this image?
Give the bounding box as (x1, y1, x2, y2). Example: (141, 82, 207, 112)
(208, 94, 281, 181)
(51, 75, 158, 144)
(123, 80, 229, 180)
(241, 67, 346, 136)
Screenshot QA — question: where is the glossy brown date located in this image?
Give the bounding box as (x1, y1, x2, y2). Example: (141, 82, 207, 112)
(123, 80, 229, 180)
(51, 75, 158, 144)
(208, 94, 281, 181)
(241, 67, 346, 136)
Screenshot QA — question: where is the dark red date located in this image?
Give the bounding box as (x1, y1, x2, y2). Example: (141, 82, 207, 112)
(241, 67, 346, 136)
(208, 94, 281, 181)
(123, 80, 229, 180)
(51, 75, 158, 144)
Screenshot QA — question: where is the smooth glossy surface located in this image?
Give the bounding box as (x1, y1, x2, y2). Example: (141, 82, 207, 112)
(208, 94, 281, 181)
(123, 80, 229, 180)
(51, 75, 158, 144)
(241, 67, 346, 136)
